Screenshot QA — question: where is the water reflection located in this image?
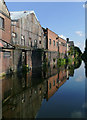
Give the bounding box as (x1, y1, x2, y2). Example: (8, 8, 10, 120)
(2, 60, 83, 118)
(84, 61, 87, 118)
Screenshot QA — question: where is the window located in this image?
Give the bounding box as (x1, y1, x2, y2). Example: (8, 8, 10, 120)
(56, 42, 58, 47)
(53, 40, 55, 46)
(49, 83, 51, 90)
(39, 41, 41, 44)
(34, 39, 37, 48)
(31, 41, 32, 47)
(21, 35, 25, 45)
(0, 17, 4, 29)
(49, 39, 51, 45)
(56, 79, 59, 83)
(53, 80, 55, 86)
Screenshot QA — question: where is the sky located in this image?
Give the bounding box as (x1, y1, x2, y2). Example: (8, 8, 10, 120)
(6, 2, 85, 52)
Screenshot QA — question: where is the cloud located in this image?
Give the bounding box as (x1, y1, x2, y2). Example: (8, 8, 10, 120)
(59, 35, 66, 40)
(75, 31, 84, 37)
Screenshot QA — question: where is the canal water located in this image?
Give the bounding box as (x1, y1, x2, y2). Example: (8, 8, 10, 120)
(1, 60, 87, 118)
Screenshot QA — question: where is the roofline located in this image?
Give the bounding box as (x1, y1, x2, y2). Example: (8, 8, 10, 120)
(10, 10, 41, 27)
(46, 28, 58, 36)
(46, 28, 66, 41)
(3, 0, 10, 17)
(59, 37, 66, 42)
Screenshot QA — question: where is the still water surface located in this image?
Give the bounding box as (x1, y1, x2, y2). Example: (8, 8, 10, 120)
(2, 60, 86, 118)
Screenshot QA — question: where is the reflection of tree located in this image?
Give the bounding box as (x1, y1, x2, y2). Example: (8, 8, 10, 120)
(74, 59, 82, 70)
(84, 62, 87, 78)
(68, 65, 74, 77)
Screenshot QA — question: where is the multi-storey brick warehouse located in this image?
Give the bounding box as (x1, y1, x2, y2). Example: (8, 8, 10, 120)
(43, 28, 67, 65)
(0, 0, 13, 75)
(10, 11, 46, 70)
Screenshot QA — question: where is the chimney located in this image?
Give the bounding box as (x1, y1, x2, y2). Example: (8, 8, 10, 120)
(66, 38, 69, 43)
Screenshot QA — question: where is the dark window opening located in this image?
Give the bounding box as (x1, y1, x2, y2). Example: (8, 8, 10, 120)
(49, 83, 51, 90)
(56, 42, 58, 46)
(39, 41, 41, 44)
(49, 39, 51, 45)
(0, 17, 4, 29)
(53, 40, 55, 46)
(53, 80, 55, 86)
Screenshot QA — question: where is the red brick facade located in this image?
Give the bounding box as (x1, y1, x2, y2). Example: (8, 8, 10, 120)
(0, 13, 11, 43)
(0, 0, 12, 75)
(43, 28, 67, 58)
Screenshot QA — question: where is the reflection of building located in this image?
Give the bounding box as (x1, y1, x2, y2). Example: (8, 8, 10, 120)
(2, 61, 78, 118)
(2, 72, 47, 118)
(46, 66, 67, 100)
(45, 63, 75, 101)
(47, 74, 59, 100)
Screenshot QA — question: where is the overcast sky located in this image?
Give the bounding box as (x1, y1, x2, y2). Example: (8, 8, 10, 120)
(6, 2, 85, 52)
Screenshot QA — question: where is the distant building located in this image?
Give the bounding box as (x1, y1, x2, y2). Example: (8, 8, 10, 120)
(66, 38, 74, 56)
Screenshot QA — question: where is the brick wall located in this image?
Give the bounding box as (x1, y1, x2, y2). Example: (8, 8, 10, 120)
(0, 13, 11, 43)
(47, 28, 58, 52)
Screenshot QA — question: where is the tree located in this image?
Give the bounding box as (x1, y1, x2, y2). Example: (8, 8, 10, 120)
(74, 46, 82, 58)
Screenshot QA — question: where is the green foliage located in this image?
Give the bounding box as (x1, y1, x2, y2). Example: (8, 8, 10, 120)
(68, 46, 74, 56)
(57, 58, 66, 66)
(74, 46, 82, 58)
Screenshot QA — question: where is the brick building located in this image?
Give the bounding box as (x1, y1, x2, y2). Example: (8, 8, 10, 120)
(10, 11, 46, 70)
(0, 0, 14, 75)
(58, 37, 67, 58)
(43, 28, 67, 65)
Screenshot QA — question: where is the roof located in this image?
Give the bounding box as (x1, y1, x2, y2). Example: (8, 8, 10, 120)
(10, 11, 38, 20)
(0, 0, 10, 17)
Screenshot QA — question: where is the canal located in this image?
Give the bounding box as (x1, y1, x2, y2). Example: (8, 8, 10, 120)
(1, 60, 87, 118)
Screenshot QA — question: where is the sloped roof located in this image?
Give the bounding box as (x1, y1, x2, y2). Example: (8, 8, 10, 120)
(0, 0, 10, 17)
(10, 11, 38, 20)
